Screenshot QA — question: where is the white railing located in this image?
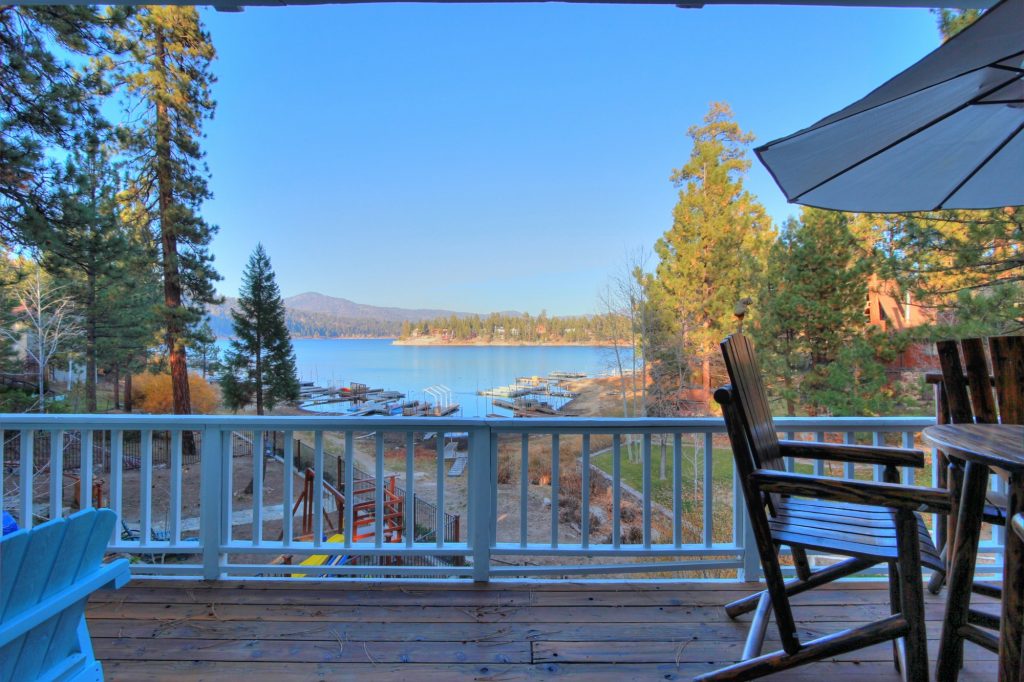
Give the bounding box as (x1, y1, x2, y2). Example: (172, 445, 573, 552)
(2, 412, 998, 582)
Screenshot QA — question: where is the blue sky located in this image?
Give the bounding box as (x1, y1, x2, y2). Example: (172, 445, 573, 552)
(200, 3, 942, 316)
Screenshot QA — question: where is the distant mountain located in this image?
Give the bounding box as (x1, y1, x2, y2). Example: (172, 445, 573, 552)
(207, 292, 503, 339)
(284, 292, 476, 323)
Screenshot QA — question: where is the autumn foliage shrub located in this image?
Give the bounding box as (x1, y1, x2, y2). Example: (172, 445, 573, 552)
(132, 372, 219, 414)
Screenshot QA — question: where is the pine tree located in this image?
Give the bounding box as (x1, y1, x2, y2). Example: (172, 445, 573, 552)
(754, 209, 892, 416)
(30, 141, 161, 412)
(650, 103, 773, 406)
(0, 5, 118, 241)
(102, 6, 221, 415)
(220, 245, 299, 415)
(188, 320, 222, 380)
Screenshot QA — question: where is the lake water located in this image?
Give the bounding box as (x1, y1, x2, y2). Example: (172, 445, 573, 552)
(279, 338, 620, 418)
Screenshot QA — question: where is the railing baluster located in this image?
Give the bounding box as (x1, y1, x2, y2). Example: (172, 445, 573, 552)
(902, 431, 914, 484)
(253, 430, 264, 545)
(612, 433, 621, 549)
(80, 429, 93, 512)
(581, 433, 590, 549)
(785, 432, 795, 472)
(49, 429, 63, 520)
(844, 432, 856, 479)
(344, 431, 354, 549)
(702, 432, 712, 548)
(519, 433, 528, 548)
(435, 434, 445, 548)
(283, 430, 294, 547)
(110, 431, 123, 544)
(170, 431, 182, 544)
(221, 430, 233, 546)
(490, 430, 498, 545)
(19, 430, 32, 529)
(642, 433, 651, 549)
(873, 431, 884, 481)
(672, 433, 682, 548)
(550, 433, 560, 549)
(313, 430, 324, 548)
(140, 430, 152, 546)
(814, 431, 826, 476)
(405, 431, 414, 548)
(375, 431, 385, 548)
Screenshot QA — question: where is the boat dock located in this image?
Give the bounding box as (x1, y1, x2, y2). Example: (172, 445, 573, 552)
(300, 382, 460, 417)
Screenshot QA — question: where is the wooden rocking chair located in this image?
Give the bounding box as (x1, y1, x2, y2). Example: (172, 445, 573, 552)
(696, 333, 948, 681)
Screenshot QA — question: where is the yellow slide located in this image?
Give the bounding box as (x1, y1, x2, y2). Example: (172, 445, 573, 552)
(292, 533, 346, 577)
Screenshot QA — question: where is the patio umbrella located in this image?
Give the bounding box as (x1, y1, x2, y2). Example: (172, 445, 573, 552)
(755, 0, 1023, 213)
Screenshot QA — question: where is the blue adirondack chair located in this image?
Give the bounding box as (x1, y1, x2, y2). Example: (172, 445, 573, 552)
(0, 508, 131, 681)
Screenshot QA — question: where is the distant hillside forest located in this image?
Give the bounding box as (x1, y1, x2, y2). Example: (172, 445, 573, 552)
(400, 313, 620, 344)
(208, 309, 402, 338)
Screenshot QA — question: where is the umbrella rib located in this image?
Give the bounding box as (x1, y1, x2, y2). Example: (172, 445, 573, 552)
(789, 76, 1020, 204)
(933, 119, 1024, 211)
(759, 49, 1024, 152)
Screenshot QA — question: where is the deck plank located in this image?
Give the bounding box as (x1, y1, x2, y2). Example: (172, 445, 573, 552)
(87, 580, 999, 681)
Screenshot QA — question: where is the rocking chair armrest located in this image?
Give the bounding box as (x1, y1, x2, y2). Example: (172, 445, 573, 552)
(778, 440, 925, 468)
(750, 469, 951, 515)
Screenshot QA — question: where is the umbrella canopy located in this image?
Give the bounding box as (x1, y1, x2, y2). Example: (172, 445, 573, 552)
(756, 0, 1023, 213)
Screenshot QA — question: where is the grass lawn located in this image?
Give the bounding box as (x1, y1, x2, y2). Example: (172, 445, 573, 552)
(590, 440, 936, 513)
(590, 441, 734, 512)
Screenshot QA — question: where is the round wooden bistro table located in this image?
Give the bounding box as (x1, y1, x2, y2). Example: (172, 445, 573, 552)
(923, 423, 1024, 682)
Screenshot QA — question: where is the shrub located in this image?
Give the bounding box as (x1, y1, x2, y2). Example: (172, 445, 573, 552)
(132, 371, 219, 414)
(496, 453, 516, 485)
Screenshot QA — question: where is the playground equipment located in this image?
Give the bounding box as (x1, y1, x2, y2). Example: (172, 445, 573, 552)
(274, 466, 406, 574)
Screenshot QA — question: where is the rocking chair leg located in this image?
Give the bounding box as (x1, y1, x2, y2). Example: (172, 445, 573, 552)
(792, 547, 812, 582)
(742, 592, 773, 661)
(895, 509, 928, 682)
(694, 615, 909, 682)
(888, 561, 902, 673)
(725, 557, 873, 618)
(928, 545, 948, 594)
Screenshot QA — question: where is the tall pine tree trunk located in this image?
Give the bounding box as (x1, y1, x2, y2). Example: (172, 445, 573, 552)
(124, 372, 133, 413)
(112, 364, 120, 410)
(255, 342, 263, 416)
(85, 271, 97, 412)
(155, 28, 191, 417)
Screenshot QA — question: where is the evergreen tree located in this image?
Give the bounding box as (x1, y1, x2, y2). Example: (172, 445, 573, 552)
(220, 245, 299, 415)
(755, 209, 895, 416)
(0, 5, 118, 241)
(188, 320, 222, 380)
(650, 103, 773, 405)
(102, 6, 221, 415)
(30, 141, 161, 412)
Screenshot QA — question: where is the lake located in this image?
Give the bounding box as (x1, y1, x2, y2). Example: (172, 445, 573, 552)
(278, 338, 622, 418)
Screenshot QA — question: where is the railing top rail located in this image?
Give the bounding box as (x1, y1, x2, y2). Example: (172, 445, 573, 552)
(0, 413, 935, 431)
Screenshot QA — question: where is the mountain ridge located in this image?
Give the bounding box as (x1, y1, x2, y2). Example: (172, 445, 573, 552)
(206, 291, 522, 338)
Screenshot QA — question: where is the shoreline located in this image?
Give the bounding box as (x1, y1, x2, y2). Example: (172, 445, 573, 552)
(221, 336, 616, 348)
(393, 338, 617, 348)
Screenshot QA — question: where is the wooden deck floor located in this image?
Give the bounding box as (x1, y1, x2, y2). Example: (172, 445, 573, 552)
(87, 579, 999, 680)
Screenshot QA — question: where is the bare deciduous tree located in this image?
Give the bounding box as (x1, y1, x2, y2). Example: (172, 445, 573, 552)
(1, 270, 81, 412)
